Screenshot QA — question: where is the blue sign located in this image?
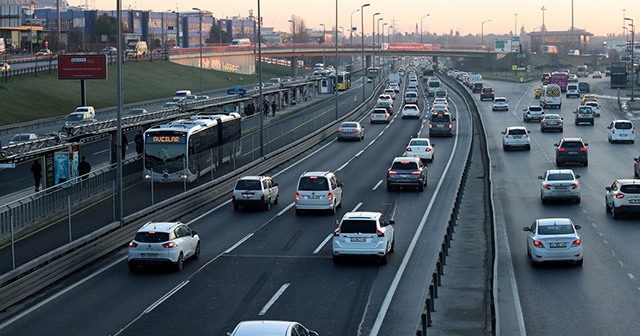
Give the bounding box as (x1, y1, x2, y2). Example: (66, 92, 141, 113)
(227, 86, 247, 95)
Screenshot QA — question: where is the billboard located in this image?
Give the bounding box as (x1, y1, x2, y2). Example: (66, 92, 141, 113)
(58, 55, 108, 80)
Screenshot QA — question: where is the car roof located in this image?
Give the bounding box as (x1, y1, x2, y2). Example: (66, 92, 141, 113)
(237, 175, 267, 180)
(342, 211, 381, 220)
(560, 137, 584, 142)
(545, 169, 575, 175)
(138, 221, 183, 233)
(615, 179, 640, 185)
(231, 320, 297, 335)
(404, 104, 419, 108)
(506, 126, 526, 130)
(301, 171, 333, 177)
(494, 97, 507, 100)
(392, 156, 420, 163)
(536, 218, 573, 226)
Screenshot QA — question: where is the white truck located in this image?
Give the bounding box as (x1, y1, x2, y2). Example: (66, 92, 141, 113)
(388, 73, 401, 85)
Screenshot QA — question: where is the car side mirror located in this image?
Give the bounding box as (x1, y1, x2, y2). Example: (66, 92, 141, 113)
(605, 187, 612, 191)
(584, 143, 589, 146)
(522, 227, 531, 232)
(501, 131, 506, 134)
(607, 126, 611, 129)
(537, 176, 544, 179)
(575, 225, 581, 230)
(191, 230, 198, 236)
(338, 182, 343, 187)
(575, 175, 581, 178)
(389, 220, 396, 225)
(273, 182, 278, 186)
(523, 108, 527, 111)
(554, 143, 559, 147)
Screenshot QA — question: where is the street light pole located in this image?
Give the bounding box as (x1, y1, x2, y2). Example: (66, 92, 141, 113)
(193, 8, 203, 95)
(625, 17, 635, 101)
(514, 13, 517, 36)
(288, 19, 296, 74)
(388, 25, 393, 45)
(372, 12, 380, 75)
(481, 19, 491, 46)
(360, 3, 369, 102)
(258, 0, 264, 156)
(377, 18, 383, 70)
(420, 14, 429, 44)
(320, 23, 326, 65)
(541, 6, 546, 46)
(350, 9, 359, 47)
(382, 22, 387, 65)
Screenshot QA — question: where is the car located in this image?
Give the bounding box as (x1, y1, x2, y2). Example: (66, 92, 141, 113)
(523, 218, 583, 267)
(386, 156, 428, 191)
(432, 97, 448, 106)
(184, 94, 199, 103)
(607, 119, 635, 143)
(227, 320, 319, 336)
(401, 104, 422, 119)
(127, 108, 148, 116)
(538, 169, 581, 204)
(404, 91, 419, 104)
(554, 137, 588, 167)
(534, 86, 545, 99)
(378, 94, 393, 105)
(605, 179, 640, 219)
(370, 107, 391, 124)
(127, 221, 200, 271)
(523, 105, 545, 122)
(574, 105, 595, 126)
(501, 126, 530, 151)
(196, 95, 210, 100)
(389, 83, 400, 93)
(580, 95, 598, 105)
(36, 49, 52, 56)
(430, 104, 449, 114)
(266, 77, 283, 87)
(8, 133, 38, 145)
(480, 87, 494, 100)
(592, 71, 603, 78)
(406, 85, 419, 93)
(281, 75, 293, 82)
(101, 46, 117, 54)
(434, 88, 449, 100)
(540, 114, 564, 132)
(337, 121, 364, 141)
(492, 97, 509, 111)
(0, 62, 10, 73)
(568, 74, 579, 82)
(294, 171, 343, 215)
(541, 72, 551, 84)
(384, 88, 396, 100)
(332, 211, 395, 264)
(231, 175, 279, 211)
(375, 100, 393, 114)
(429, 112, 455, 137)
(565, 84, 580, 98)
(471, 82, 484, 93)
(366, 78, 373, 83)
(403, 137, 434, 162)
(163, 101, 179, 109)
(578, 81, 591, 93)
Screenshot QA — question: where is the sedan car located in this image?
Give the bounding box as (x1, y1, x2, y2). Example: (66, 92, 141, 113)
(592, 71, 603, 78)
(568, 74, 579, 82)
(605, 179, 640, 219)
(523, 218, 583, 267)
(127, 108, 148, 116)
(430, 103, 449, 114)
(8, 133, 38, 145)
(492, 97, 509, 111)
(332, 211, 395, 264)
(228, 320, 319, 336)
(128, 221, 200, 271)
(539, 169, 581, 204)
(337, 121, 364, 141)
(433, 97, 448, 106)
(370, 107, 391, 124)
(401, 104, 422, 119)
(403, 137, 434, 162)
(583, 101, 601, 117)
(540, 114, 564, 132)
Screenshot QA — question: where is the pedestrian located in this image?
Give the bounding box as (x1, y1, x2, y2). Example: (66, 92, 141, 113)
(263, 99, 270, 118)
(248, 103, 256, 115)
(134, 130, 144, 156)
(271, 101, 277, 117)
(122, 133, 129, 160)
(78, 156, 91, 180)
(31, 160, 42, 192)
(244, 104, 250, 116)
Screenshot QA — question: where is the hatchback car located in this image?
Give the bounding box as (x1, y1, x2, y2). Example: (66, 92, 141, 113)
(295, 171, 343, 215)
(403, 137, 434, 162)
(430, 104, 449, 114)
(492, 97, 509, 111)
(332, 211, 395, 264)
(584, 101, 601, 117)
(501, 126, 530, 151)
(534, 86, 545, 99)
(429, 112, 455, 137)
(523, 218, 583, 267)
(337, 121, 364, 141)
(386, 156, 428, 191)
(538, 169, 581, 204)
(432, 97, 448, 106)
(607, 120, 635, 143)
(540, 114, 564, 132)
(568, 74, 579, 82)
(231, 176, 279, 211)
(378, 94, 393, 105)
(227, 320, 319, 336)
(592, 71, 603, 78)
(480, 87, 494, 100)
(523, 105, 545, 122)
(574, 105, 595, 126)
(554, 138, 588, 167)
(384, 88, 396, 100)
(401, 104, 422, 119)
(581, 95, 598, 105)
(128, 221, 200, 272)
(605, 179, 640, 219)
(376, 100, 394, 115)
(370, 108, 391, 124)
(578, 81, 591, 93)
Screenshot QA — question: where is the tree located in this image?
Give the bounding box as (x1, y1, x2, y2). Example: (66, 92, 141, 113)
(93, 14, 117, 44)
(290, 15, 309, 43)
(67, 28, 86, 52)
(206, 24, 232, 44)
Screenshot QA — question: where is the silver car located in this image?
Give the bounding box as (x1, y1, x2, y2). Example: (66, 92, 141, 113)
(540, 114, 564, 132)
(337, 121, 364, 141)
(539, 169, 581, 204)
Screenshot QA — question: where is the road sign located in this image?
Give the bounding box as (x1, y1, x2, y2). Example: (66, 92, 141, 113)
(227, 86, 247, 95)
(517, 53, 526, 59)
(512, 65, 518, 71)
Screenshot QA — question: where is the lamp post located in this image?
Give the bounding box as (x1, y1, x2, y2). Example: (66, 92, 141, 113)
(514, 13, 517, 36)
(320, 23, 326, 65)
(481, 19, 491, 46)
(387, 25, 393, 45)
(257, 0, 264, 156)
(288, 19, 296, 74)
(372, 12, 380, 74)
(541, 6, 546, 46)
(382, 22, 387, 64)
(193, 8, 203, 95)
(360, 3, 370, 102)
(625, 17, 635, 101)
(420, 14, 429, 44)
(350, 9, 359, 47)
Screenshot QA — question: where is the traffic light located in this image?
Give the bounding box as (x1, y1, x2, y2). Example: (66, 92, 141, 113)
(44, 41, 48, 47)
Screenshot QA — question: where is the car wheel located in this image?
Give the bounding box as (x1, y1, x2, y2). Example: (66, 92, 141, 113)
(541, 198, 547, 205)
(330, 204, 337, 215)
(576, 259, 583, 267)
(556, 160, 562, 167)
(526, 145, 531, 151)
(541, 128, 545, 133)
(576, 197, 581, 204)
(337, 137, 342, 142)
(591, 121, 594, 126)
(418, 183, 425, 192)
(390, 238, 395, 253)
(273, 194, 279, 205)
(264, 201, 271, 211)
(612, 205, 619, 219)
(128, 261, 138, 272)
(332, 255, 342, 264)
(605, 199, 612, 213)
(379, 253, 388, 265)
(193, 242, 200, 260)
(174, 252, 184, 272)
(584, 160, 588, 167)
(233, 203, 240, 211)
(503, 146, 508, 151)
(386, 184, 393, 191)
(295, 208, 302, 216)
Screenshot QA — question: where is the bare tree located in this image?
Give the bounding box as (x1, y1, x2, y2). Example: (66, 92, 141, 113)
(290, 15, 309, 43)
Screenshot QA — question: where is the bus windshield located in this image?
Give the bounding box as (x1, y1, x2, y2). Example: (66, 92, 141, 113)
(144, 143, 186, 170)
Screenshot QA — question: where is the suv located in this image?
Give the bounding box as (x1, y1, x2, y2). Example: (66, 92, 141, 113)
(554, 138, 589, 167)
(295, 171, 343, 215)
(472, 82, 484, 93)
(607, 119, 635, 143)
(501, 126, 531, 151)
(492, 97, 509, 111)
(231, 176, 279, 211)
(386, 156, 428, 191)
(605, 179, 640, 219)
(332, 211, 395, 264)
(128, 221, 200, 272)
(228, 321, 319, 336)
(480, 87, 494, 100)
(523, 106, 545, 122)
(578, 81, 591, 93)
(429, 112, 455, 137)
(574, 105, 595, 126)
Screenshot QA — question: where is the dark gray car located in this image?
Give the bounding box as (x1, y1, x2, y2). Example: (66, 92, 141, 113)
(555, 138, 589, 167)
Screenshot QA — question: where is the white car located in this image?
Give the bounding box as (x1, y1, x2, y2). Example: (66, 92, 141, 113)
(128, 221, 200, 271)
(332, 211, 395, 264)
(8, 133, 38, 145)
(523, 218, 583, 267)
(538, 169, 581, 204)
(605, 179, 640, 219)
(607, 120, 635, 143)
(433, 97, 448, 106)
(403, 137, 434, 162)
(370, 107, 391, 124)
(492, 97, 509, 111)
(228, 321, 319, 336)
(584, 101, 601, 117)
(501, 126, 530, 151)
(430, 103, 449, 114)
(401, 104, 422, 119)
(378, 94, 393, 105)
(384, 88, 396, 100)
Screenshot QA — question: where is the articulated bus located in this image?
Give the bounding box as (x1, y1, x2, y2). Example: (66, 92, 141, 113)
(336, 71, 351, 91)
(143, 114, 242, 183)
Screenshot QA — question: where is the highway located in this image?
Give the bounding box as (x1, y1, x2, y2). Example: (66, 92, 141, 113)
(0, 66, 473, 335)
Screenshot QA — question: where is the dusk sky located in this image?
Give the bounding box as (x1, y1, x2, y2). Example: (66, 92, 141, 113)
(88, 0, 635, 37)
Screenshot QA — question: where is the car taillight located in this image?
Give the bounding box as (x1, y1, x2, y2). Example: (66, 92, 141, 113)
(327, 192, 333, 200)
(333, 228, 341, 236)
(232, 193, 237, 199)
(129, 241, 138, 248)
(571, 239, 581, 247)
(542, 120, 547, 125)
(557, 147, 566, 152)
(633, 128, 636, 134)
(429, 124, 433, 128)
(579, 147, 587, 152)
(533, 240, 544, 248)
(411, 171, 421, 175)
(377, 229, 385, 237)
(572, 183, 579, 189)
(388, 170, 397, 175)
(543, 184, 551, 190)
(162, 242, 178, 248)
(295, 192, 300, 200)
(448, 124, 453, 129)
(615, 194, 625, 199)
(426, 147, 432, 152)
(406, 147, 412, 152)
(558, 120, 563, 125)
(371, 114, 375, 118)
(260, 194, 265, 200)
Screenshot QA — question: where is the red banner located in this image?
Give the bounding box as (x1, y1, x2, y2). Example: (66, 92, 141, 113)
(58, 55, 108, 80)
(387, 43, 442, 51)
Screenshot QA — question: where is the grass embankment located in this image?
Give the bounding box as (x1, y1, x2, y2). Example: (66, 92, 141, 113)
(0, 61, 300, 125)
(484, 53, 604, 82)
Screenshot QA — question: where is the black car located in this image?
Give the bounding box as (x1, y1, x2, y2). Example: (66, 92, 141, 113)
(472, 82, 483, 93)
(541, 73, 551, 84)
(578, 81, 590, 93)
(387, 156, 428, 192)
(554, 137, 589, 167)
(480, 87, 494, 100)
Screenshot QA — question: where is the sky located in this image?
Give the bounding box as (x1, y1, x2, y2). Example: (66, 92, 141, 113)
(85, 0, 636, 37)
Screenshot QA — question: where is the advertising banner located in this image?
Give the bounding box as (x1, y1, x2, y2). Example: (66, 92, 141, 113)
(58, 55, 108, 80)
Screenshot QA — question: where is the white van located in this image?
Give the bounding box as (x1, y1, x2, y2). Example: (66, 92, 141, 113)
(404, 91, 419, 104)
(73, 106, 96, 118)
(427, 78, 442, 96)
(468, 73, 483, 83)
(64, 112, 95, 127)
(229, 38, 251, 47)
(173, 90, 192, 102)
(540, 84, 562, 109)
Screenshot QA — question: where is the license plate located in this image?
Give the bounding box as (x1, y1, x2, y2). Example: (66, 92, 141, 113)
(555, 186, 568, 190)
(350, 237, 366, 242)
(550, 242, 566, 248)
(307, 195, 320, 199)
(399, 174, 410, 178)
(514, 135, 522, 139)
(160, 179, 171, 183)
(242, 193, 254, 198)
(621, 134, 627, 137)
(140, 253, 159, 258)
(629, 199, 640, 204)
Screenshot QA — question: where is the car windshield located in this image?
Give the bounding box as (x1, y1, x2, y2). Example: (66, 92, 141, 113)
(339, 220, 377, 234)
(529, 107, 543, 112)
(561, 142, 583, 148)
(431, 115, 450, 122)
(391, 161, 418, 170)
(508, 129, 526, 135)
(537, 224, 574, 235)
(578, 107, 592, 114)
(341, 123, 358, 128)
(410, 140, 430, 146)
(235, 179, 262, 190)
(66, 114, 82, 121)
(298, 177, 329, 191)
(134, 231, 170, 243)
(620, 185, 640, 194)
(614, 122, 632, 129)
(547, 173, 574, 181)
(495, 99, 506, 103)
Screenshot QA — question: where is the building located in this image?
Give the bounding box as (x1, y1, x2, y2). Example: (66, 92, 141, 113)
(529, 29, 593, 54)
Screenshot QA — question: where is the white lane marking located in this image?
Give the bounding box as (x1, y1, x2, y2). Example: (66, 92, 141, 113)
(224, 233, 254, 254)
(277, 202, 295, 216)
(143, 281, 189, 314)
(619, 260, 625, 268)
(373, 180, 383, 190)
(352, 202, 363, 212)
(259, 283, 290, 316)
(93, 148, 109, 155)
(511, 83, 535, 118)
(313, 234, 333, 254)
(629, 273, 636, 281)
